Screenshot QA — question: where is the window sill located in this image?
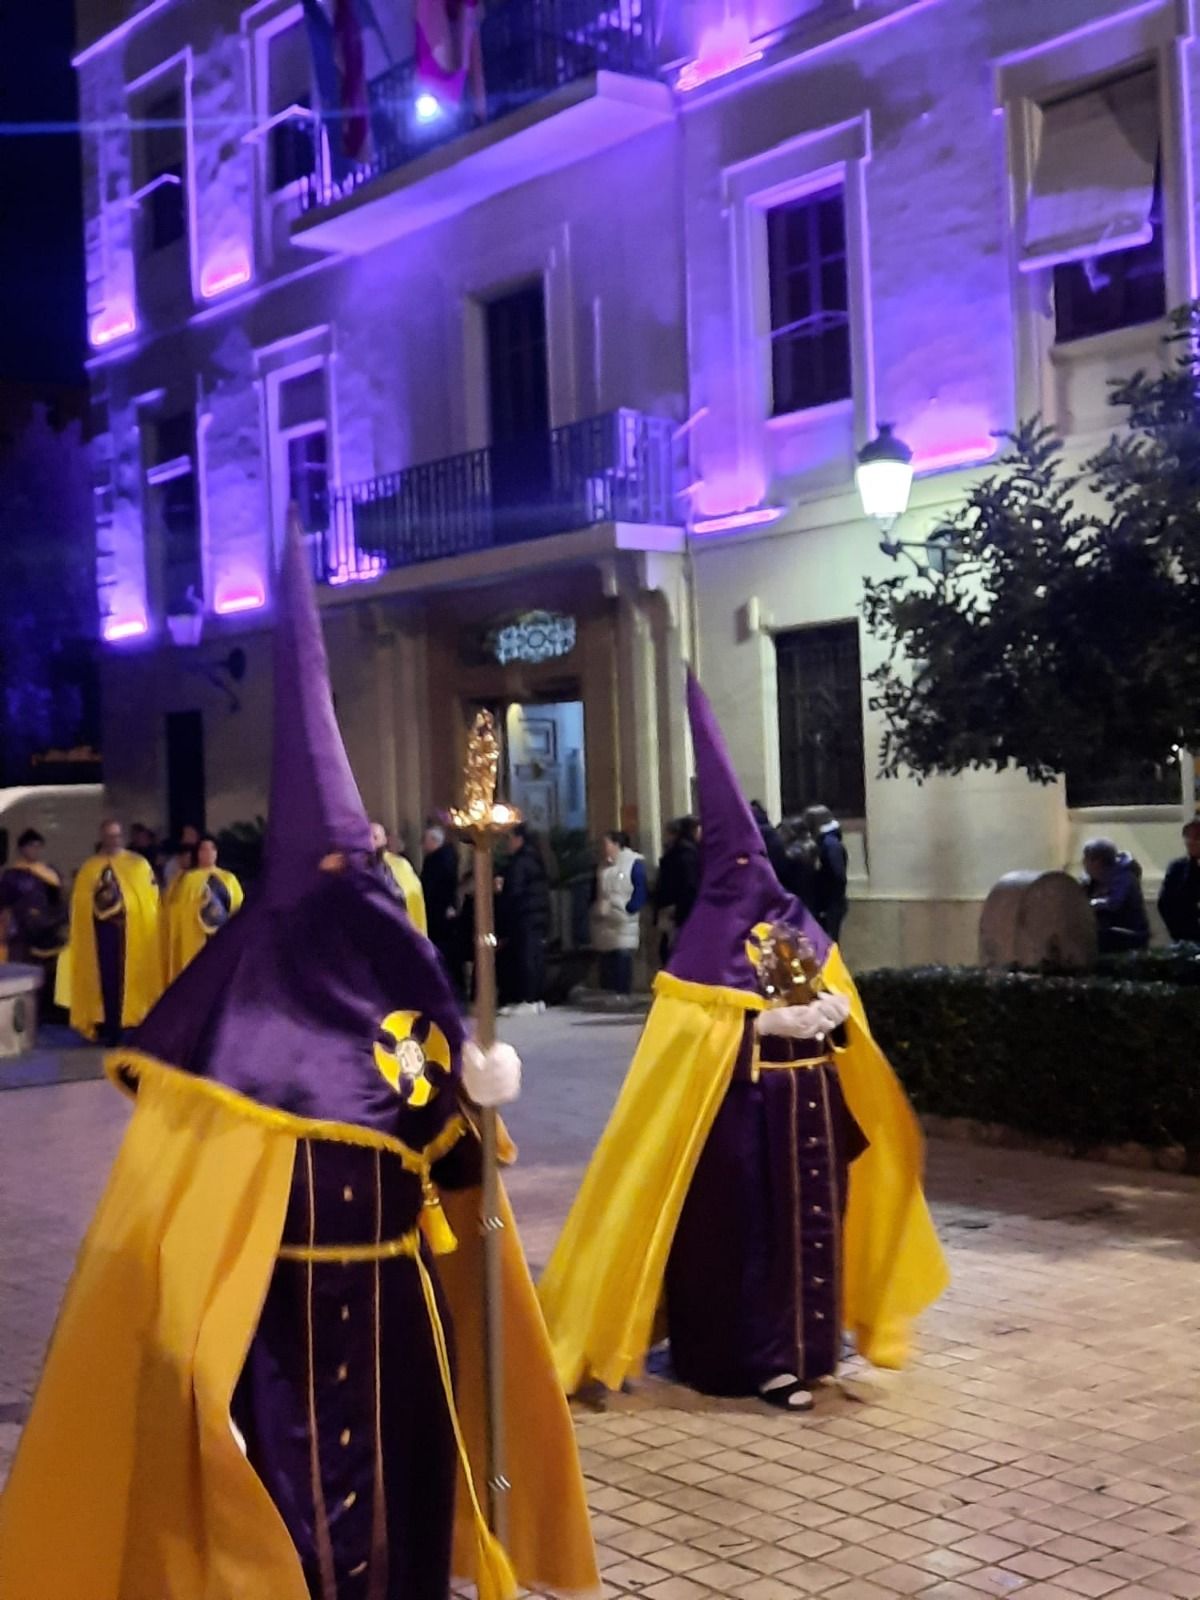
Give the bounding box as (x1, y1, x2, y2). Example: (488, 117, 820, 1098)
(766, 396, 854, 430)
(1067, 803, 1181, 825)
(1049, 317, 1167, 368)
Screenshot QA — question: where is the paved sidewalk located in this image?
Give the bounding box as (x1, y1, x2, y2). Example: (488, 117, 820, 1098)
(2, 1008, 1198, 1600)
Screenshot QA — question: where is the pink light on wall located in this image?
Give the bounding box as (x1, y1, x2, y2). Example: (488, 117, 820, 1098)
(693, 505, 784, 535)
(328, 553, 385, 586)
(200, 253, 252, 300)
(913, 440, 998, 475)
(677, 16, 763, 93)
(103, 613, 148, 642)
(90, 303, 137, 348)
(214, 580, 266, 615)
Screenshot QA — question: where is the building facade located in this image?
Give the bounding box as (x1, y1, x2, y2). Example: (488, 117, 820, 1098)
(77, 0, 1196, 965)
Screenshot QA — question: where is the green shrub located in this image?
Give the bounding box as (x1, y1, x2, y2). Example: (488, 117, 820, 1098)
(858, 965, 1200, 1165)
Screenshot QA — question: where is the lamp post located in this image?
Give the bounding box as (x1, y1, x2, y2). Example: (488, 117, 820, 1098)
(858, 424, 962, 575)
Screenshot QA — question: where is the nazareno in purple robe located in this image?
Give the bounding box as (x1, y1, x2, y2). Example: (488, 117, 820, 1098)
(666, 1015, 868, 1394)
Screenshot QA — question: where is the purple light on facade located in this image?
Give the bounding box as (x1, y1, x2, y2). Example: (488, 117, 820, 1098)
(692, 505, 785, 535)
(103, 614, 148, 642)
(328, 553, 385, 586)
(200, 253, 252, 300)
(214, 582, 266, 615)
(90, 304, 137, 347)
(676, 17, 763, 93)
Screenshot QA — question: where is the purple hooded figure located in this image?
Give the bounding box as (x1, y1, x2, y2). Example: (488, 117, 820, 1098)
(660, 675, 868, 1409)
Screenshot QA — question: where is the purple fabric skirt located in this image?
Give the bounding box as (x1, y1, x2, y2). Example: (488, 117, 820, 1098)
(234, 1142, 457, 1600)
(666, 1028, 867, 1394)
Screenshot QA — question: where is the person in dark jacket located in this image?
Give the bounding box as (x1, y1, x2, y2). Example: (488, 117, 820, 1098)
(498, 823, 552, 1013)
(803, 805, 850, 942)
(420, 824, 461, 973)
(654, 816, 700, 965)
(1082, 837, 1151, 953)
(1158, 820, 1200, 944)
(749, 800, 790, 885)
(778, 816, 821, 910)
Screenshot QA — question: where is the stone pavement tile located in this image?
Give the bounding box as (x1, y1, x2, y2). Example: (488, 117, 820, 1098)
(1141, 1577, 1200, 1600)
(645, 1545, 720, 1576)
(958, 1567, 1029, 1596)
(642, 1577, 718, 1599)
(825, 1547, 896, 1578)
(913, 1549, 986, 1581)
(825, 1581, 897, 1600)
(1005, 1555, 1074, 1582)
(731, 1579, 809, 1600)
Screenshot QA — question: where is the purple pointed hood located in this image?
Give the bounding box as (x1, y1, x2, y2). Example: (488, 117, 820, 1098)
(668, 672, 829, 992)
(263, 513, 373, 902)
(125, 515, 462, 1145)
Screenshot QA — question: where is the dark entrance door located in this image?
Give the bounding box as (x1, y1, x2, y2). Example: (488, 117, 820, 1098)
(166, 709, 206, 840)
(486, 283, 552, 544)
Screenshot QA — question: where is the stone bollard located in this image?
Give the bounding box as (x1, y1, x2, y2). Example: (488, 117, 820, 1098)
(978, 869, 1097, 970)
(0, 964, 44, 1059)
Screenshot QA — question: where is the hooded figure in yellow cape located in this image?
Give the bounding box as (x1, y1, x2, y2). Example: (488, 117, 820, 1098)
(0, 517, 597, 1600)
(539, 674, 947, 1409)
(161, 833, 245, 983)
(61, 817, 162, 1042)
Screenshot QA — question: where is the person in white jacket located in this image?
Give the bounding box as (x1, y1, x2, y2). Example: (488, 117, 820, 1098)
(591, 830, 648, 994)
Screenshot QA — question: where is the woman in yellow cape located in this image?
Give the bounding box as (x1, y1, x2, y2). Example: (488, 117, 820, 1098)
(162, 833, 245, 983)
(539, 675, 948, 1406)
(0, 520, 596, 1600)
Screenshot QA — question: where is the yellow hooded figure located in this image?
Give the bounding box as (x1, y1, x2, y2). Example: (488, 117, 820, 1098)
(0, 519, 597, 1600)
(162, 835, 244, 983)
(539, 674, 948, 1409)
(62, 820, 162, 1042)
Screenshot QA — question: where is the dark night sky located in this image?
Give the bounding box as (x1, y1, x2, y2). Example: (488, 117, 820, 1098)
(0, 0, 86, 386)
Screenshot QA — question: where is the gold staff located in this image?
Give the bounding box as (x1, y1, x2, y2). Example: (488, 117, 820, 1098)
(450, 710, 518, 1542)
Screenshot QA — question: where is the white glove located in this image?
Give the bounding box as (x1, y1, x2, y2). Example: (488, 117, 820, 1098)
(462, 1039, 522, 1107)
(756, 991, 850, 1039)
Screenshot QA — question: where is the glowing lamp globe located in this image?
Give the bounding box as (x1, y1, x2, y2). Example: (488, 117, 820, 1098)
(856, 424, 914, 523)
(415, 93, 443, 124)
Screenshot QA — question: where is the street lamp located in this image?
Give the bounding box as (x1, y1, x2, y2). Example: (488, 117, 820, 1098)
(856, 423, 914, 535)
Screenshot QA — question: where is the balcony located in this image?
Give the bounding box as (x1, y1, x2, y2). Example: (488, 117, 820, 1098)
(292, 0, 671, 253)
(315, 408, 679, 586)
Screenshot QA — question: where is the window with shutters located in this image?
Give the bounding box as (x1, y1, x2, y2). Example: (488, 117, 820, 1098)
(266, 19, 316, 191)
(146, 413, 202, 613)
(275, 366, 329, 535)
(139, 87, 187, 253)
(776, 622, 866, 820)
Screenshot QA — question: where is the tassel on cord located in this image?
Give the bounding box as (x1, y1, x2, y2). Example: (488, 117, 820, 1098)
(474, 1527, 518, 1600)
(420, 1174, 458, 1256)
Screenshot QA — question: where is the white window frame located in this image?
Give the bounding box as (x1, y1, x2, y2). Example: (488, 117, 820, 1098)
(139, 398, 206, 618)
(126, 50, 198, 303)
(244, 0, 324, 267)
(996, 2, 1195, 429)
(723, 114, 874, 495)
(256, 328, 337, 563)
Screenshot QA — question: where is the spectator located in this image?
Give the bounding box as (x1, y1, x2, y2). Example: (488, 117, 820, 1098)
(654, 816, 700, 966)
(1082, 837, 1151, 953)
(370, 821, 427, 934)
(0, 828, 68, 1016)
(591, 830, 648, 995)
(498, 823, 551, 1014)
(778, 816, 820, 909)
(162, 825, 201, 889)
(1158, 820, 1200, 944)
(749, 800, 790, 883)
(421, 824, 461, 970)
(803, 804, 850, 941)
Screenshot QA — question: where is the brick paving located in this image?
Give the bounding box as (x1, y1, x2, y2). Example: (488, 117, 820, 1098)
(2, 1009, 1199, 1600)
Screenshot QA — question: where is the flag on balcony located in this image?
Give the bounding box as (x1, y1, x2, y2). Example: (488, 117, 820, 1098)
(302, 0, 370, 179)
(415, 0, 486, 117)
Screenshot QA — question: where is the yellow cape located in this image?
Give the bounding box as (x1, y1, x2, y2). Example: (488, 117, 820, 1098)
(65, 850, 162, 1038)
(162, 866, 244, 983)
(538, 947, 949, 1393)
(0, 1058, 598, 1600)
(383, 850, 428, 936)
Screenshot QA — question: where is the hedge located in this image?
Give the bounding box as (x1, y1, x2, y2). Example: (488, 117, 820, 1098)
(857, 964, 1200, 1166)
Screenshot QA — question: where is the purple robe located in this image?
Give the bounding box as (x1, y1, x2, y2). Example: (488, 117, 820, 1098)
(93, 866, 126, 1044)
(666, 1020, 867, 1394)
(235, 1121, 480, 1600)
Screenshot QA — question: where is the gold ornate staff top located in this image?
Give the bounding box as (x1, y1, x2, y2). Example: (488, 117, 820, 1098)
(450, 712, 521, 838)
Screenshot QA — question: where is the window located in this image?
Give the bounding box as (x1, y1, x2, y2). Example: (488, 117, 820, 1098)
(1020, 68, 1165, 343)
(140, 88, 186, 252)
(277, 368, 329, 533)
(1065, 754, 1179, 809)
(266, 21, 316, 191)
(766, 187, 851, 416)
(776, 622, 866, 819)
(147, 413, 201, 613)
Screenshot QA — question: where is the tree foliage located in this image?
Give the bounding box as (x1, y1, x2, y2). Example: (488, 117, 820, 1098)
(863, 304, 1200, 785)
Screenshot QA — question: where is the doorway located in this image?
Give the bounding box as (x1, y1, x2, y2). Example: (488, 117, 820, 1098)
(485, 282, 552, 543)
(505, 700, 587, 836)
(165, 709, 206, 840)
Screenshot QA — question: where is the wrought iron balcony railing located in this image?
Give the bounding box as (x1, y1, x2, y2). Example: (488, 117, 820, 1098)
(301, 0, 658, 211)
(316, 408, 677, 584)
